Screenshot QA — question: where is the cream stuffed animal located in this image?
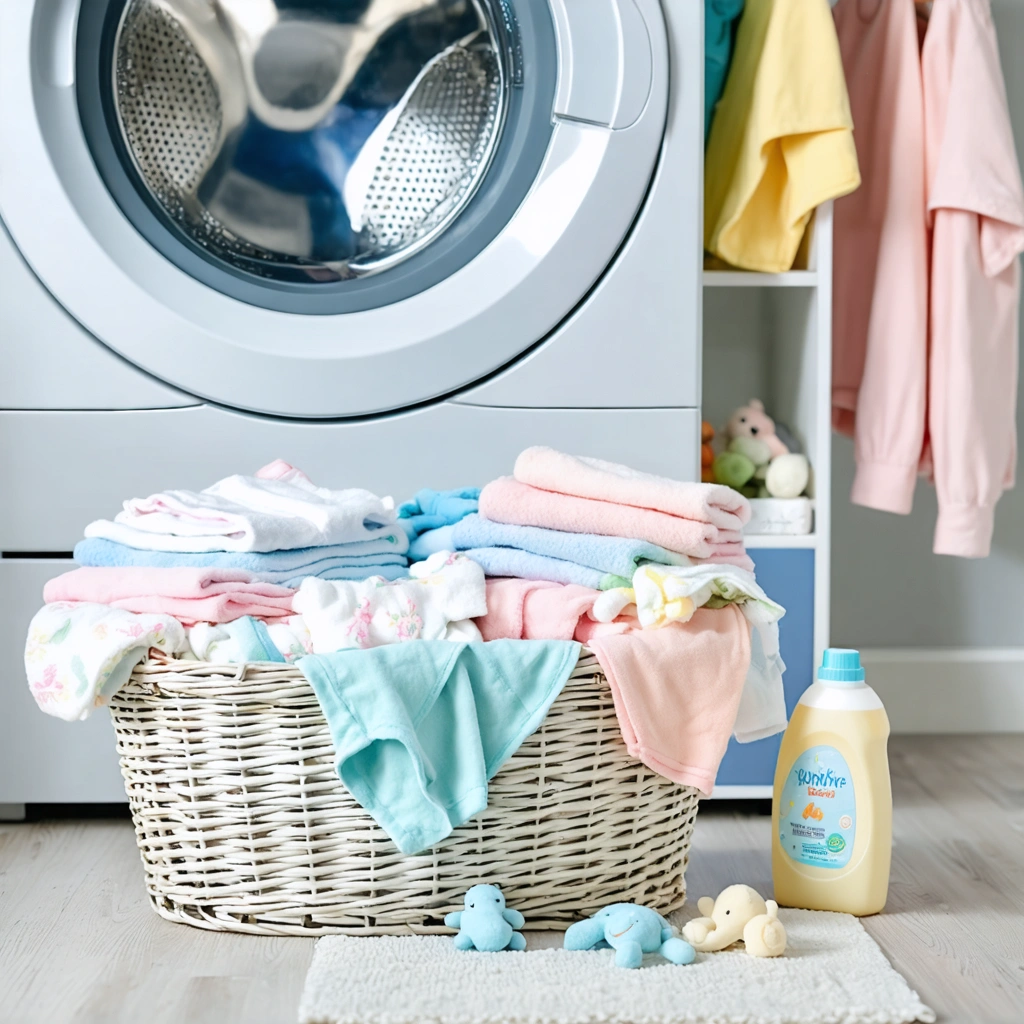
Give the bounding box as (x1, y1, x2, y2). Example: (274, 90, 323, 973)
(681, 884, 787, 957)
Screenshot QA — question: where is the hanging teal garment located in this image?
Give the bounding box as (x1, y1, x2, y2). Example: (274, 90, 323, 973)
(705, 0, 746, 144)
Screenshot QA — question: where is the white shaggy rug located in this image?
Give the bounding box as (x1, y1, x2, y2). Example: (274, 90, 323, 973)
(297, 909, 935, 1024)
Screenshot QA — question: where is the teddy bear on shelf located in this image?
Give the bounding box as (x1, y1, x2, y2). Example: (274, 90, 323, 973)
(725, 399, 791, 457)
(712, 399, 810, 500)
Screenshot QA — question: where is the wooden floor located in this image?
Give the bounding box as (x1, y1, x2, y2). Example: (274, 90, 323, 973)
(1, 735, 1021, 1024)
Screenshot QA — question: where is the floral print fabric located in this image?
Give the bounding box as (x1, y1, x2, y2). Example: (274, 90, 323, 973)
(25, 602, 187, 721)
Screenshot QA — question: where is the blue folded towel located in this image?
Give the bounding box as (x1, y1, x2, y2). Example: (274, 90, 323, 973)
(463, 547, 629, 590)
(408, 524, 457, 562)
(453, 515, 689, 578)
(73, 537, 409, 587)
(298, 640, 580, 854)
(408, 514, 688, 584)
(398, 488, 481, 540)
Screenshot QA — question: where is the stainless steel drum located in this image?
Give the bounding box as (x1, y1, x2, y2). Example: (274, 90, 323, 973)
(112, 0, 508, 281)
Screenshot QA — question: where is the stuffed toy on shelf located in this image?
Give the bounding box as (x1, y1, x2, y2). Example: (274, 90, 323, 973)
(712, 400, 809, 500)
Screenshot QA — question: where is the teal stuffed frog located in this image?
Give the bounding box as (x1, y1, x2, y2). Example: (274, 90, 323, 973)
(444, 884, 526, 951)
(564, 903, 696, 969)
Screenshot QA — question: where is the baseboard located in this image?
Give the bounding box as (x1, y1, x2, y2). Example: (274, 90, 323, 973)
(860, 648, 1024, 733)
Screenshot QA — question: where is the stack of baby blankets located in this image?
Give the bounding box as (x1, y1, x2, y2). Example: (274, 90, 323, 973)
(412, 447, 754, 586)
(73, 460, 411, 585)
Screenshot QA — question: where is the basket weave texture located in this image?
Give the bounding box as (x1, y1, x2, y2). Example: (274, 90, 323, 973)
(108, 652, 700, 936)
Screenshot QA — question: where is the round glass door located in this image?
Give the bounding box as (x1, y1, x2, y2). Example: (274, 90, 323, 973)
(78, 0, 554, 312)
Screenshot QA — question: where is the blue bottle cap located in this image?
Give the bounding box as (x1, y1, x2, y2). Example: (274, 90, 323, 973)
(818, 648, 865, 684)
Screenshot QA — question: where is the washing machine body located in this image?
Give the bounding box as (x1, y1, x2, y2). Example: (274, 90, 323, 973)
(0, 0, 703, 805)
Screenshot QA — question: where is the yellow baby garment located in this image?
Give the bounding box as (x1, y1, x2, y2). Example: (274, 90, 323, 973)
(704, 0, 860, 272)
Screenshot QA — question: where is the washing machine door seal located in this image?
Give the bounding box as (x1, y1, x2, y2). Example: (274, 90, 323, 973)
(1, 0, 669, 419)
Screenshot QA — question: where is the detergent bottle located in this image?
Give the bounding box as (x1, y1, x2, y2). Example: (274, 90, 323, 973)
(772, 649, 891, 916)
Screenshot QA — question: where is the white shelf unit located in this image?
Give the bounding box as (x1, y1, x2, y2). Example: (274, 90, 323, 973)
(702, 203, 834, 798)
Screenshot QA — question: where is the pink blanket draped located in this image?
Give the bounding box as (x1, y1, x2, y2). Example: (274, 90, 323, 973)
(480, 477, 753, 570)
(588, 606, 751, 795)
(515, 446, 751, 530)
(43, 567, 295, 626)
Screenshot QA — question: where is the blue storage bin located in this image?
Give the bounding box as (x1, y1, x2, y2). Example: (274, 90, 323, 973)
(715, 548, 815, 791)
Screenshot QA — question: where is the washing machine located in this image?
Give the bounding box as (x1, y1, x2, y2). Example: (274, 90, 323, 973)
(0, 0, 703, 807)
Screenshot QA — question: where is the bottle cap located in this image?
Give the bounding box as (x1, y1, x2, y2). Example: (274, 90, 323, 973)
(818, 648, 865, 685)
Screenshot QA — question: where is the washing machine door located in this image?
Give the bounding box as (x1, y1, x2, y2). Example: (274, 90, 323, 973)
(1, 0, 668, 418)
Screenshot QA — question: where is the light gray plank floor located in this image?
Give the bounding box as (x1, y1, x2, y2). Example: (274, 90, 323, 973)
(1, 736, 1021, 1024)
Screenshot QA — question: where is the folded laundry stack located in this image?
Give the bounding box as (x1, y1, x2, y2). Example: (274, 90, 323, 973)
(486, 447, 755, 573)
(75, 460, 411, 585)
(26, 447, 790, 851)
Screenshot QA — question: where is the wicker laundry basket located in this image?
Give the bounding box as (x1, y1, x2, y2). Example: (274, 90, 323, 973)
(108, 652, 700, 936)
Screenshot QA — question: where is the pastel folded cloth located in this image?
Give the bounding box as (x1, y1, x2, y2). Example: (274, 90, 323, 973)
(476, 579, 636, 644)
(294, 552, 487, 653)
(514, 447, 751, 530)
(73, 537, 409, 588)
(186, 615, 315, 664)
(25, 602, 187, 721)
(463, 547, 630, 591)
(480, 477, 753, 570)
(413, 513, 690, 580)
(593, 562, 787, 743)
(588, 607, 751, 795)
(42, 566, 296, 626)
(398, 488, 481, 539)
(298, 639, 581, 853)
(85, 461, 398, 553)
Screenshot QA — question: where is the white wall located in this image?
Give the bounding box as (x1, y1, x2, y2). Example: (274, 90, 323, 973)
(830, 0, 1024, 651)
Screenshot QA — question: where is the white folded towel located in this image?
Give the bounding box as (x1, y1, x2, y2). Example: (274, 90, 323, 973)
(85, 462, 397, 553)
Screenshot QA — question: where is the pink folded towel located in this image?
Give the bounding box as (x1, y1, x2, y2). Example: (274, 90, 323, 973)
(43, 567, 295, 626)
(588, 606, 751, 795)
(477, 579, 635, 643)
(480, 477, 753, 570)
(514, 447, 751, 530)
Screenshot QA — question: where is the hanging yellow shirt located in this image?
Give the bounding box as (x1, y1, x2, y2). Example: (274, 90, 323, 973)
(704, 0, 861, 272)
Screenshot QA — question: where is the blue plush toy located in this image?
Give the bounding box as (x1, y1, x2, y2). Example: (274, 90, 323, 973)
(444, 884, 526, 951)
(564, 904, 696, 969)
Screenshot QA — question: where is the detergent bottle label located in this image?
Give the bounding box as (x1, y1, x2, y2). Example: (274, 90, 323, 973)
(778, 745, 855, 870)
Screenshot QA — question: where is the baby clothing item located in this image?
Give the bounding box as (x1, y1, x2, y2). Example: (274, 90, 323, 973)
(43, 566, 296, 627)
(593, 563, 788, 743)
(922, 0, 1023, 556)
(294, 552, 487, 653)
(704, 0, 860, 271)
(832, 0, 930, 486)
(833, 0, 1024, 558)
(461, 547, 628, 591)
(85, 462, 397, 553)
(480, 477, 753, 570)
(186, 616, 316, 664)
(588, 607, 751, 795)
(476, 579, 635, 644)
(25, 602, 187, 721)
(399, 488, 481, 541)
(514, 447, 751, 532)
(73, 536, 409, 588)
(705, 0, 746, 143)
(593, 563, 782, 630)
(297, 639, 582, 854)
